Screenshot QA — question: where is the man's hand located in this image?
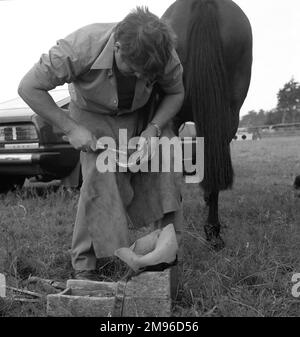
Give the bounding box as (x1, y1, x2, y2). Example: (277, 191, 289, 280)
(63, 125, 97, 152)
(138, 124, 159, 159)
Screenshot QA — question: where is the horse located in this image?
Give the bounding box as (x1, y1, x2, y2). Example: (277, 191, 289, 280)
(162, 0, 253, 250)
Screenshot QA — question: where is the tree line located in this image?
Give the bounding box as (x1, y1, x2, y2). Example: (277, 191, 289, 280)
(240, 78, 300, 127)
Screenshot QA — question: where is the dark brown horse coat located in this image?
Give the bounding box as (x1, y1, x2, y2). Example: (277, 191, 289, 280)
(162, 0, 253, 247)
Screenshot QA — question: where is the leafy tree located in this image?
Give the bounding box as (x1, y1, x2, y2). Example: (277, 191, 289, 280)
(239, 109, 267, 127)
(277, 78, 300, 123)
(240, 78, 300, 127)
(265, 109, 282, 125)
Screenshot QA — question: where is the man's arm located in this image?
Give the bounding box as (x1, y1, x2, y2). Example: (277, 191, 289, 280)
(18, 28, 100, 151)
(142, 50, 185, 137)
(18, 69, 97, 151)
(18, 68, 77, 134)
(148, 91, 184, 131)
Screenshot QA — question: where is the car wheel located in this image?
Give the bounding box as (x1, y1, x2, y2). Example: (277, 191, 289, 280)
(0, 176, 26, 193)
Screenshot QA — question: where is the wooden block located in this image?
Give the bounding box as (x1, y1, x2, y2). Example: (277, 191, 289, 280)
(47, 288, 115, 317)
(125, 270, 170, 298)
(123, 270, 171, 317)
(47, 268, 178, 317)
(170, 264, 180, 300)
(67, 279, 117, 296)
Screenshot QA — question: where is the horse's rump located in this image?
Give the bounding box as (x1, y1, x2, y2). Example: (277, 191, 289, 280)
(163, 0, 252, 192)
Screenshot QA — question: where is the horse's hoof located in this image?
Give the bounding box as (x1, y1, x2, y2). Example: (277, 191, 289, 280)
(204, 223, 225, 251)
(209, 235, 225, 251)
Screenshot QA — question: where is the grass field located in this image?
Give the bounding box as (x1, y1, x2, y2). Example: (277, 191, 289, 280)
(0, 136, 299, 317)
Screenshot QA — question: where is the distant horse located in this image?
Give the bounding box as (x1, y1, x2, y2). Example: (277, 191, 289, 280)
(162, 0, 253, 249)
(294, 175, 300, 198)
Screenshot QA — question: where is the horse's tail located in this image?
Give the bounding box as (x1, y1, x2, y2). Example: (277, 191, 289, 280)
(185, 0, 233, 191)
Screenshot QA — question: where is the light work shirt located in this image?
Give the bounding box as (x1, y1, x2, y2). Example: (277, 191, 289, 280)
(30, 23, 184, 115)
(24, 23, 184, 259)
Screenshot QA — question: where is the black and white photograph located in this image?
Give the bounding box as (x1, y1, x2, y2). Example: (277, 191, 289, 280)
(0, 0, 299, 321)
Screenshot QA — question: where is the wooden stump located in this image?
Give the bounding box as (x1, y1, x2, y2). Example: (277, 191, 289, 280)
(47, 267, 179, 317)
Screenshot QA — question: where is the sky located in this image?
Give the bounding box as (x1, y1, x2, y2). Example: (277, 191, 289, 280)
(0, 0, 300, 117)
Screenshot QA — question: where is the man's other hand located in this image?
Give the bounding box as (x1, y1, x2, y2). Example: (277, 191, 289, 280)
(63, 125, 97, 152)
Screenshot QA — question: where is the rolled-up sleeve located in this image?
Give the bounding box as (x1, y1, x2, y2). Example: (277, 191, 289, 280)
(28, 28, 94, 91)
(32, 41, 81, 90)
(157, 49, 184, 95)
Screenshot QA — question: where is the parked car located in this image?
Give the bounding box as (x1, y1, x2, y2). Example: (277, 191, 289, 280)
(0, 89, 200, 192)
(0, 89, 80, 192)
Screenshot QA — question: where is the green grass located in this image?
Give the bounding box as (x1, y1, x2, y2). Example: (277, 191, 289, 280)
(0, 136, 300, 316)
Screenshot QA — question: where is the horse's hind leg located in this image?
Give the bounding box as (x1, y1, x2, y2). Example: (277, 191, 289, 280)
(203, 190, 210, 206)
(204, 190, 225, 251)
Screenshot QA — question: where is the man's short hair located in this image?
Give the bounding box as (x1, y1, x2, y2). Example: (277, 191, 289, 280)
(114, 6, 176, 79)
